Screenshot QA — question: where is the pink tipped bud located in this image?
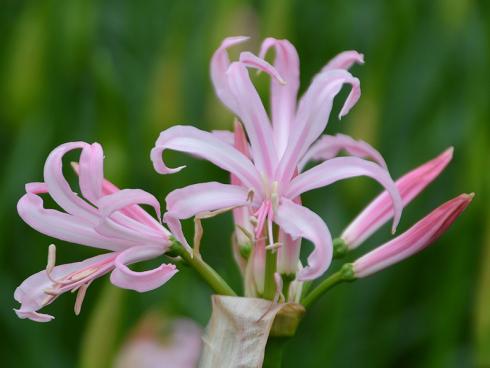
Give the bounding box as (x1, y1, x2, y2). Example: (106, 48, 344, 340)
(353, 193, 473, 278)
(341, 147, 454, 249)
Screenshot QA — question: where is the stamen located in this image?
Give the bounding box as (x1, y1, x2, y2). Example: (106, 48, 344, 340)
(46, 244, 56, 274)
(74, 282, 91, 315)
(69, 267, 98, 282)
(267, 206, 274, 248)
(236, 224, 254, 242)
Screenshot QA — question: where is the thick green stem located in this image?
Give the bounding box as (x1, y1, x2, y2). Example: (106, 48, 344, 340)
(301, 264, 355, 308)
(263, 248, 278, 299)
(171, 241, 236, 296)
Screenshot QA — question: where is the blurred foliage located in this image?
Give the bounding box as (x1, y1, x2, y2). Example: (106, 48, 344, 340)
(1, 0, 489, 367)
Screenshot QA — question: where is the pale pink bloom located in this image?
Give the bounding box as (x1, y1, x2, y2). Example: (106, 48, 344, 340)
(15, 142, 177, 322)
(115, 315, 202, 368)
(341, 147, 453, 249)
(353, 193, 473, 278)
(151, 36, 402, 285)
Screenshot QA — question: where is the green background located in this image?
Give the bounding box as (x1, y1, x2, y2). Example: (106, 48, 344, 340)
(1, 0, 489, 367)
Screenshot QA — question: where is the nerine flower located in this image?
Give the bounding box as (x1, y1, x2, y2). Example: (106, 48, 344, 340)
(151, 36, 402, 291)
(15, 142, 177, 322)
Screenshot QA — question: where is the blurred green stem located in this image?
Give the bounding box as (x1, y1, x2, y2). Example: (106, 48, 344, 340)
(263, 337, 288, 368)
(171, 240, 237, 296)
(302, 264, 355, 308)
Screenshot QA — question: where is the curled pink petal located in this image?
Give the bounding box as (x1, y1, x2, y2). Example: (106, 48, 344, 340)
(211, 36, 250, 112)
(79, 143, 104, 204)
(110, 246, 177, 292)
(341, 148, 453, 248)
(43, 142, 99, 223)
(299, 133, 387, 171)
(275, 199, 332, 280)
(17, 192, 131, 251)
(14, 252, 117, 322)
(95, 189, 169, 246)
(259, 38, 300, 155)
(353, 193, 473, 278)
(14, 310, 55, 323)
(211, 130, 235, 145)
(72, 162, 163, 232)
(166, 182, 251, 220)
(286, 157, 402, 234)
(239, 51, 286, 84)
(26, 182, 49, 194)
(151, 125, 262, 192)
(164, 182, 252, 250)
(276, 69, 361, 184)
(322, 50, 364, 72)
(226, 62, 278, 176)
(98, 189, 162, 223)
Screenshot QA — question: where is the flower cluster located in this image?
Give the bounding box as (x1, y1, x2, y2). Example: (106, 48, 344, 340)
(14, 37, 472, 322)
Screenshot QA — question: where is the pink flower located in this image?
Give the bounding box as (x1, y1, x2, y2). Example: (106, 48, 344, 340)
(341, 147, 454, 250)
(353, 193, 473, 278)
(151, 36, 402, 288)
(15, 142, 177, 322)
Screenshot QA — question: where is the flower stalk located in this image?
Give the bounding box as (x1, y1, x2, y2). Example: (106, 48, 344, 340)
(169, 239, 237, 296)
(302, 264, 355, 308)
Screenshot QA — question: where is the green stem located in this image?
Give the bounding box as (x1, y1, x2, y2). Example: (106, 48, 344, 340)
(263, 248, 278, 299)
(171, 241, 236, 296)
(263, 336, 289, 368)
(301, 264, 355, 308)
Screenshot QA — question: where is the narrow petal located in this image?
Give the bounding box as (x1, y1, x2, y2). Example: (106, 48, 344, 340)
(286, 157, 402, 233)
(14, 252, 116, 322)
(259, 38, 300, 156)
(226, 62, 278, 176)
(95, 189, 169, 246)
(277, 230, 301, 275)
(165, 182, 251, 220)
(26, 182, 49, 194)
(43, 142, 99, 223)
(79, 143, 104, 204)
(353, 193, 473, 278)
(110, 246, 177, 292)
(17, 192, 132, 251)
(341, 148, 453, 248)
(275, 199, 332, 280)
(73, 162, 164, 232)
(239, 51, 286, 84)
(211, 130, 234, 145)
(210, 36, 250, 112)
(164, 182, 252, 250)
(276, 69, 361, 184)
(151, 125, 262, 192)
(98, 189, 162, 224)
(322, 50, 364, 72)
(299, 133, 387, 171)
